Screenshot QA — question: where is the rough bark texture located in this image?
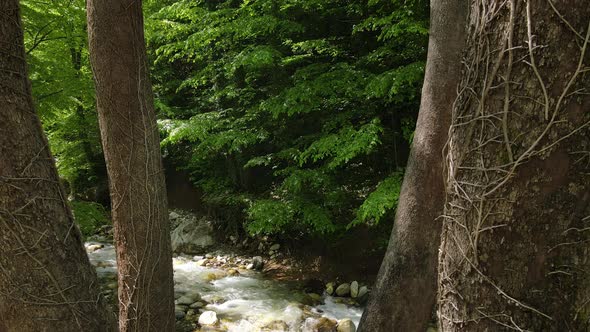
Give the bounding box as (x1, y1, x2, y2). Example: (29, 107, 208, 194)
(0, 1, 115, 331)
(357, 1, 467, 331)
(438, 0, 590, 330)
(86, 0, 175, 331)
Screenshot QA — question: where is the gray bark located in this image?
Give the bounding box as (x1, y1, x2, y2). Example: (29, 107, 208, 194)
(87, 0, 176, 330)
(438, 0, 590, 330)
(358, 0, 467, 330)
(0, 1, 115, 330)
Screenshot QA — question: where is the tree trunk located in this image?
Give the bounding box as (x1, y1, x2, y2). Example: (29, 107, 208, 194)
(86, 0, 175, 330)
(0, 1, 115, 331)
(438, 0, 590, 330)
(357, 1, 467, 331)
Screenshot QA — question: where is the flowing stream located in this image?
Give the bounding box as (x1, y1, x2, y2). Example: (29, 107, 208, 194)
(86, 242, 363, 331)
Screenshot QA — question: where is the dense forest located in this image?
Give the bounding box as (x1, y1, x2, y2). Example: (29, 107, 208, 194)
(1, 0, 589, 331)
(24, 0, 427, 240)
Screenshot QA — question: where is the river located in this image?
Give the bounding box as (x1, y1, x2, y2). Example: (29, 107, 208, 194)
(86, 242, 363, 331)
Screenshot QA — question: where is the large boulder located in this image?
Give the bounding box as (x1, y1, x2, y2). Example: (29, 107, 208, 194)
(170, 213, 215, 254)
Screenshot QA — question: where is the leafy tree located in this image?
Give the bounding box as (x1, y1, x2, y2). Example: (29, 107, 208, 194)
(20, 0, 430, 241)
(149, 0, 429, 237)
(21, 0, 108, 203)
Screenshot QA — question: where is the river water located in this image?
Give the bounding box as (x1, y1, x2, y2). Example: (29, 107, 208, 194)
(86, 242, 363, 331)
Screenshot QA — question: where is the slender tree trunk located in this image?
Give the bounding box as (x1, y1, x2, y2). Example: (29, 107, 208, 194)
(86, 0, 175, 330)
(357, 1, 467, 331)
(0, 1, 115, 331)
(438, 0, 590, 330)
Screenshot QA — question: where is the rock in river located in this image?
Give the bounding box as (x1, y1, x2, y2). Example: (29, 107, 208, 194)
(326, 282, 334, 295)
(198, 310, 219, 326)
(170, 214, 215, 254)
(304, 317, 337, 332)
(350, 281, 359, 298)
(337, 319, 356, 332)
(357, 286, 368, 303)
(85, 243, 104, 252)
(335, 283, 351, 297)
(249, 256, 264, 270)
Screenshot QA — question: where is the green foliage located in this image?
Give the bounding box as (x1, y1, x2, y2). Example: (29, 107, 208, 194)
(350, 172, 404, 228)
(150, 0, 428, 236)
(21, 0, 429, 240)
(70, 201, 110, 237)
(21, 0, 107, 197)
(299, 119, 383, 169)
(247, 199, 294, 235)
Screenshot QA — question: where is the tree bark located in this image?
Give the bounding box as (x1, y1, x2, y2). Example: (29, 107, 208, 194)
(438, 0, 590, 330)
(0, 1, 115, 331)
(357, 1, 467, 331)
(86, 0, 175, 331)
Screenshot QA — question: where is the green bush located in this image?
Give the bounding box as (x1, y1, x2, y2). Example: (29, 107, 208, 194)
(70, 201, 110, 237)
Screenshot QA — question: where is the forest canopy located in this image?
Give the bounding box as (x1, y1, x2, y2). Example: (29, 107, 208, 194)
(23, 0, 429, 239)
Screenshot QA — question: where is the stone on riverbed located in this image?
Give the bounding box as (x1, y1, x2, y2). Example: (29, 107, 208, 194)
(262, 320, 289, 331)
(350, 281, 359, 298)
(357, 286, 368, 303)
(335, 283, 351, 297)
(304, 317, 338, 332)
(85, 243, 104, 252)
(198, 311, 218, 326)
(253, 256, 264, 269)
(189, 301, 206, 309)
(247, 256, 264, 270)
(176, 292, 201, 306)
(204, 272, 227, 282)
(337, 319, 356, 332)
(175, 303, 189, 321)
(326, 282, 334, 295)
(175, 309, 186, 320)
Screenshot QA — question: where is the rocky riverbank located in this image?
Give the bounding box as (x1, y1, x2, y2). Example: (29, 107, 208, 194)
(86, 209, 370, 331)
(86, 242, 365, 332)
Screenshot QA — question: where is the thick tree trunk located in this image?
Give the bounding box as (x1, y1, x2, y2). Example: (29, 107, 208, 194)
(357, 1, 467, 331)
(438, 0, 590, 330)
(86, 0, 175, 331)
(0, 1, 115, 331)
